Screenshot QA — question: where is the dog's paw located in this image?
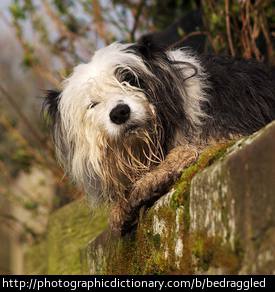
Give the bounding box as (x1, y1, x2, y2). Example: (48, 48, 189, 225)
(129, 169, 178, 209)
(114, 170, 178, 234)
(109, 146, 199, 236)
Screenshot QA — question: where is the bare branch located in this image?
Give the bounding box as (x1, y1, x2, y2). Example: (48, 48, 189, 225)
(130, 0, 146, 42)
(42, 0, 76, 41)
(92, 0, 111, 44)
(225, 0, 235, 56)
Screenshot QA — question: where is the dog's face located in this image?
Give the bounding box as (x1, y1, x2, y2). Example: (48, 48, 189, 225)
(61, 43, 154, 140)
(44, 41, 205, 201)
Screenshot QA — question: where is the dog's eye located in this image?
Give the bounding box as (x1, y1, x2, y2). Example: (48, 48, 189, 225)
(88, 102, 99, 109)
(121, 70, 140, 88)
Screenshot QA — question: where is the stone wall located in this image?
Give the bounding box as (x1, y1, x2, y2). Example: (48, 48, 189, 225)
(25, 121, 275, 274)
(25, 201, 107, 274)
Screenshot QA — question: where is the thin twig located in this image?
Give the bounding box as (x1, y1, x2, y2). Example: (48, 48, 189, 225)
(92, 0, 110, 43)
(259, 14, 274, 63)
(168, 31, 215, 51)
(225, 0, 235, 56)
(130, 0, 146, 42)
(42, 0, 76, 40)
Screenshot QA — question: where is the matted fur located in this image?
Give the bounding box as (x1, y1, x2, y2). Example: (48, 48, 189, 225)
(43, 40, 275, 208)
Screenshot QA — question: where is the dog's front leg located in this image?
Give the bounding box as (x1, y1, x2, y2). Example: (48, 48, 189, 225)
(110, 144, 199, 235)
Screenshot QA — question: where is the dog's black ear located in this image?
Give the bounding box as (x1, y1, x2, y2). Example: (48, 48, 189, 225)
(42, 89, 61, 124)
(136, 34, 165, 59)
(138, 34, 158, 49)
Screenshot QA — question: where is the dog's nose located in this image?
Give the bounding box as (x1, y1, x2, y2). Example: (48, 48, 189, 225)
(109, 104, 130, 125)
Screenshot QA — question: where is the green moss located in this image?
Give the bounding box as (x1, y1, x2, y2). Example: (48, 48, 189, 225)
(24, 241, 48, 274)
(190, 233, 241, 274)
(106, 235, 137, 274)
(191, 235, 216, 271)
(118, 205, 180, 274)
(171, 141, 234, 210)
(182, 190, 190, 232)
(152, 234, 161, 249)
(47, 200, 108, 274)
(94, 208, 171, 274)
(138, 216, 169, 273)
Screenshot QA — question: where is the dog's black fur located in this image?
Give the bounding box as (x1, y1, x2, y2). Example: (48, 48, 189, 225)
(200, 56, 275, 139)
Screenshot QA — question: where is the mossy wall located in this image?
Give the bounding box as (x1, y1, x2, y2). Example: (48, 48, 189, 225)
(25, 200, 108, 274)
(25, 121, 275, 275)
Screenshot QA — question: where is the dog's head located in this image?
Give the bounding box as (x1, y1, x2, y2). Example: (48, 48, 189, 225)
(44, 41, 206, 201)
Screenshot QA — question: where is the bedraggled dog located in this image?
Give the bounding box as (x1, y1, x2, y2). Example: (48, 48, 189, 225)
(44, 39, 275, 235)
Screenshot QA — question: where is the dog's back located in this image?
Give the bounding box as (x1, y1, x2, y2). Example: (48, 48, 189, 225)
(199, 55, 275, 140)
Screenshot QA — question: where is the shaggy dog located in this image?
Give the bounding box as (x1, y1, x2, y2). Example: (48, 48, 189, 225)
(44, 39, 275, 235)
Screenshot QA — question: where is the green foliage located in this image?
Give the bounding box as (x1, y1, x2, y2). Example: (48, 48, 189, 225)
(9, 0, 26, 20)
(24, 201, 39, 210)
(32, 17, 50, 45)
(11, 148, 33, 173)
(22, 44, 39, 68)
(53, 0, 74, 15)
